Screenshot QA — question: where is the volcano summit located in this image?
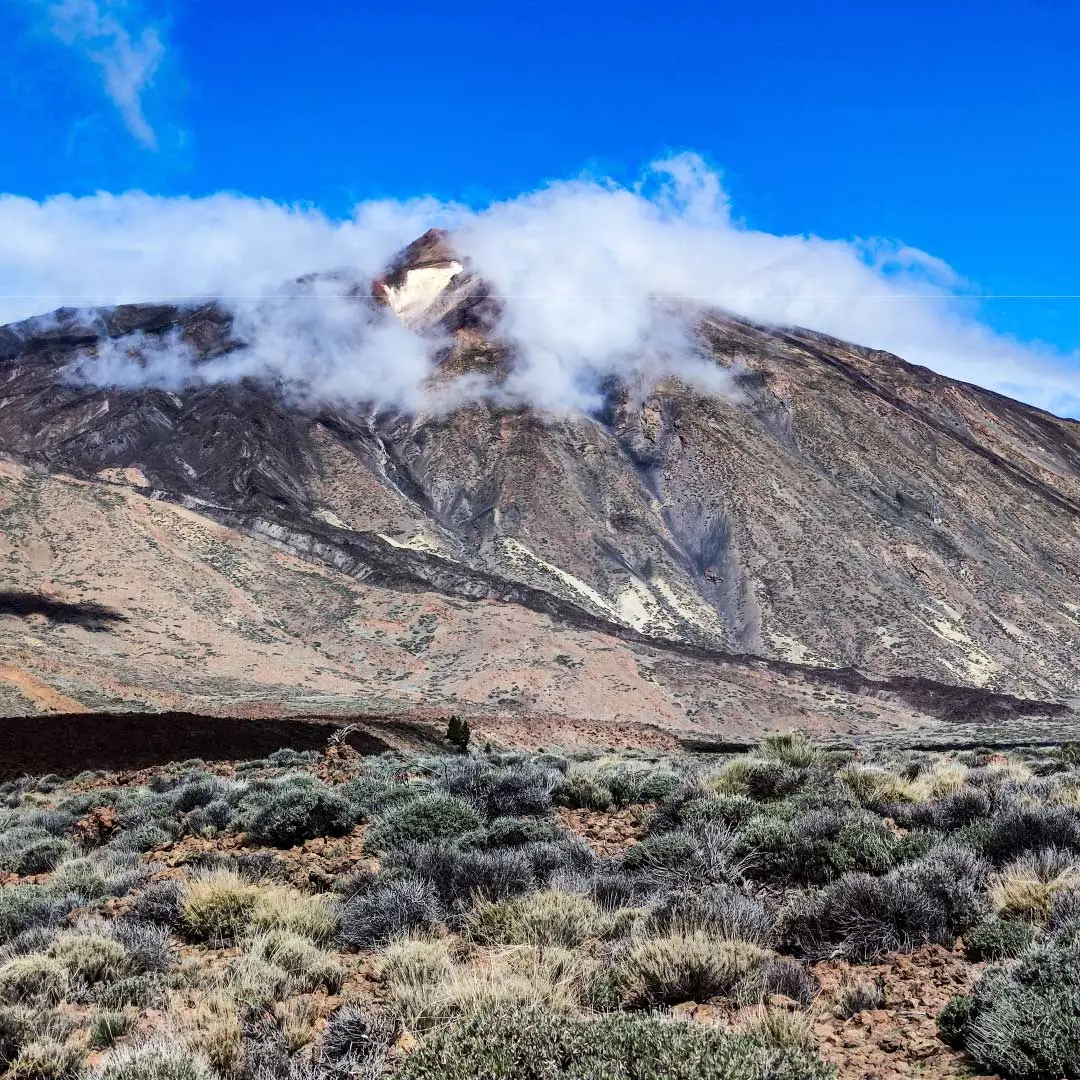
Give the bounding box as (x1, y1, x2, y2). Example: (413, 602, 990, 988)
(0, 229, 1077, 748)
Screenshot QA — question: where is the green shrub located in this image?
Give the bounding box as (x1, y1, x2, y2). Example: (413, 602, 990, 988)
(939, 941, 1080, 1078)
(742, 759, 805, 801)
(759, 732, 820, 769)
(49, 934, 130, 984)
(609, 933, 768, 1009)
(739, 809, 900, 886)
(245, 778, 357, 847)
(783, 842, 988, 962)
(395, 1007, 835, 1080)
(464, 891, 606, 948)
(364, 794, 480, 854)
(677, 794, 759, 831)
(556, 774, 613, 811)
(0, 831, 73, 877)
(966, 918, 1037, 961)
(457, 816, 564, 849)
(89, 1011, 135, 1050)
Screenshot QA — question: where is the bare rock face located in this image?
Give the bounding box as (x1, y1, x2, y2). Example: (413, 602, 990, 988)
(1, 232, 1079, 741)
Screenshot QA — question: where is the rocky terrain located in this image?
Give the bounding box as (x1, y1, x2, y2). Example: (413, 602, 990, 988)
(1, 229, 1079, 750)
(1, 733, 1077, 1080)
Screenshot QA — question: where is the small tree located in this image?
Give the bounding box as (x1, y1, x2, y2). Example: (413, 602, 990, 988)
(446, 715, 471, 753)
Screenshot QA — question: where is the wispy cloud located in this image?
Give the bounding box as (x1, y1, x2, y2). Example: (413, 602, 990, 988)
(34, 0, 164, 148)
(0, 156, 1077, 417)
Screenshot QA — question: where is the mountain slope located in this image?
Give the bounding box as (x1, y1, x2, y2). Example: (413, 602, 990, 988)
(1, 233, 1079, 736)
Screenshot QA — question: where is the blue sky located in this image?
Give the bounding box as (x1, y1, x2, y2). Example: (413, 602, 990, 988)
(1, 0, 1078, 411)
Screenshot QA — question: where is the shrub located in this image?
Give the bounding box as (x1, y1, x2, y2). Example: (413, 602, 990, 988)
(93, 1041, 215, 1080)
(464, 891, 606, 948)
(604, 766, 681, 807)
(739, 1009, 816, 1059)
(179, 869, 332, 944)
(0, 830, 73, 877)
(624, 824, 749, 890)
(991, 848, 1080, 923)
(319, 1004, 398, 1067)
(385, 842, 538, 909)
(677, 794, 759, 832)
(364, 795, 480, 854)
(456, 816, 564, 849)
(129, 880, 184, 928)
(245, 887, 338, 944)
(384, 941, 591, 1029)
(95, 974, 162, 1009)
(169, 774, 226, 814)
(243, 930, 343, 993)
(7, 1035, 83, 1080)
(50, 854, 146, 900)
(742, 760, 805, 801)
(902, 786, 991, 831)
(339, 879, 442, 949)
(966, 918, 1037, 961)
(645, 886, 775, 946)
(108, 920, 174, 973)
(556, 774, 613, 811)
(49, 933, 130, 984)
(179, 869, 258, 942)
(837, 764, 915, 811)
(736, 955, 818, 1009)
(245, 778, 357, 847)
(759, 732, 820, 769)
(0, 1005, 30, 1069)
(394, 1007, 834, 1080)
(982, 804, 1080, 864)
(939, 940, 1080, 1079)
(0, 955, 69, 1006)
(609, 933, 767, 1009)
(0, 887, 84, 944)
(89, 1011, 135, 1049)
(337, 775, 423, 820)
(739, 809, 900, 886)
(783, 844, 989, 963)
(833, 976, 885, 1018)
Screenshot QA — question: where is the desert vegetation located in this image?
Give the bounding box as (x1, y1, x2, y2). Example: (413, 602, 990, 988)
(1, 733, 1079, 1077)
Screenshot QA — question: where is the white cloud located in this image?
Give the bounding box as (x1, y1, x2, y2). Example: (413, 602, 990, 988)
(30, 0, 164, 147)
(1, 155, 1077, 417)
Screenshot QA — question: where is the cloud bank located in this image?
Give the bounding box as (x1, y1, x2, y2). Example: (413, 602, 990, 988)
(1, 155, 1077, 417)
(29, 0, 164, 147)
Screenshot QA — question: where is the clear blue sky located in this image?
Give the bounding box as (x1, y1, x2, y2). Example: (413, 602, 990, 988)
(2, 0, 1079, 353)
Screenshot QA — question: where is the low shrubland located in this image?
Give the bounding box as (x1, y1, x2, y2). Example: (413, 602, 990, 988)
(4, 734, 1080, 1077)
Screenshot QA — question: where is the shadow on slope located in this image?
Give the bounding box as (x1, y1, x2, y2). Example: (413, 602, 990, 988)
(0, 591, 128, 630)
(0, 711, 417, 781)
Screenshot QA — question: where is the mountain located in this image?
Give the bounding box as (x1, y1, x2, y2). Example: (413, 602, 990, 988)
(1, 230, 1078, 749)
